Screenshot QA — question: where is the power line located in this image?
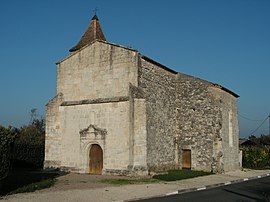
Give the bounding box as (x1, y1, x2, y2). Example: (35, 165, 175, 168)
(248, 115, 269, 137)
(238, 113, 265, 122)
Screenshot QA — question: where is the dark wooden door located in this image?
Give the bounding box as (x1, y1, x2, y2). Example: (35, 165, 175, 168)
(89, 144, 103, 174)
(182, 149, 191, 169)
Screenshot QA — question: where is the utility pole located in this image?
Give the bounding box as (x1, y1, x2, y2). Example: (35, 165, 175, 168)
(269, 113, 270, 136)
(29, 108, 38, 124)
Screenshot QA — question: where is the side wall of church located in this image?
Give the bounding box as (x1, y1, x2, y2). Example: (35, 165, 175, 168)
(209, 87, 240, 172)
(175, 74, 222, 172)
(137, 58, 239, 173)
(56, 41, 138, 101)
(138, 58, 177, 172)
(175, 73, 240, 173)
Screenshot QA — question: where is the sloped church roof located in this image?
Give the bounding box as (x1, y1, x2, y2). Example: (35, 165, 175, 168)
(65, 14, 239, 98)
(69, 15, 106, 52)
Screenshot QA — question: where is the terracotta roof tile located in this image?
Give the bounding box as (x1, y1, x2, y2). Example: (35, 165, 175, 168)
(69, 15, 106, 52)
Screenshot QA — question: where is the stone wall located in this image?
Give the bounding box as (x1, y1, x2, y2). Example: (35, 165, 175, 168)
(174, 73, 239, 173)
(209, 87, 240, 172)
(175, 74, 222, 172)
(138, 57, 177, 172)
(137, 57, 239, 173)
(56, 41, 138, 101)
(44, 93, 63, 168)
(58, 101, 130, 173)
(132, 98, 148, 174)
(45, 41, 143, 173)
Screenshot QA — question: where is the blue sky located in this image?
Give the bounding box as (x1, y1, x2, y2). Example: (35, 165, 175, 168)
(0, 0, 269, 137)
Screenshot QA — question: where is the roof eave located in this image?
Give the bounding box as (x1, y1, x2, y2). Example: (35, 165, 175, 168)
(140, 55, 177, 74)
(55, 40, 138, 65)
(211, 83, 240, 98)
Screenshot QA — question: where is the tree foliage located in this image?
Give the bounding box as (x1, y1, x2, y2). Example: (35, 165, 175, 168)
(242, 135, 270, 169)
(242, 147, 269, 169)
(248, 134, 270, 146)
(0, 118, 45, 181)
(0, 126, 16, 180)
(12, 119, 45, 169)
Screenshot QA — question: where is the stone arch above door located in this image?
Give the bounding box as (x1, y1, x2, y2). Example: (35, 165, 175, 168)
(79, 124, 107, 173)
(79, 124, 106, 149)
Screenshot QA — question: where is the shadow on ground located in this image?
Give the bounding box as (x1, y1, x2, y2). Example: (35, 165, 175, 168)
(0, 167, 66, 196)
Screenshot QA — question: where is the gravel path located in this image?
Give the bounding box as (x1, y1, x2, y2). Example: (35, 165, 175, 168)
(42, 172, 134, 192)
(1, 169, 270, 202)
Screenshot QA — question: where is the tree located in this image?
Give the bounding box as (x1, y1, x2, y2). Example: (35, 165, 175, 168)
(0, 126, 16, 180)
(259, 135, 270, 146)
(12, 118, 45, 169)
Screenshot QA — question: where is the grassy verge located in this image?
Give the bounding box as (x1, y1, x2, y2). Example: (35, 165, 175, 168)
(153, 169, 212, 181)
(8, 178, 56, 195)
(101, 170, 212, 185)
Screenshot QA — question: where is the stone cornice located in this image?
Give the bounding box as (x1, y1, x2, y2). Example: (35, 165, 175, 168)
(61, 96, 129, 106)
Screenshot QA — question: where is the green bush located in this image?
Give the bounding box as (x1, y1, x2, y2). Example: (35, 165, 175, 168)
(242, 147, 270, 169)
(12, 119, 45, 169)
(0, 126, 15, 180)
(12, 142, 44, 168)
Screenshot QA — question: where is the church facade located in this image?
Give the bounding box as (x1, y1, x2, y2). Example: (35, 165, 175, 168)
(44, 15, 240, 175)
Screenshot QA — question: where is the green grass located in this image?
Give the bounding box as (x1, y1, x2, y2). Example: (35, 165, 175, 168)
(100, 170, 212, 185)
(8, 178, 56, 195)
(153, 169, 212, 181)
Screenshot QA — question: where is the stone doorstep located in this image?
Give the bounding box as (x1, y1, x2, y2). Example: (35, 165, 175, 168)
(124, 173, 270, 202)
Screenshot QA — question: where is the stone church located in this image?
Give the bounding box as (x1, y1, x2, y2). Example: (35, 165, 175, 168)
(44, 14, 240, 175)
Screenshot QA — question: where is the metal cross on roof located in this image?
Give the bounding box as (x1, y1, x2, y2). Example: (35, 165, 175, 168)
(93, 7, 98, 15)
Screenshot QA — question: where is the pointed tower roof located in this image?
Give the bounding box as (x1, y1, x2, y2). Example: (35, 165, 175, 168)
(69, 14, 106, 52)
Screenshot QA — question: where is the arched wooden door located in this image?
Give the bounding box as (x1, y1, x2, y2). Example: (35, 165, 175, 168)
(89, 144, 103, 174)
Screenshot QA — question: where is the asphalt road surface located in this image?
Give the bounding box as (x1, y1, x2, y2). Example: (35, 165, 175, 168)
(139, 176, 270, 202)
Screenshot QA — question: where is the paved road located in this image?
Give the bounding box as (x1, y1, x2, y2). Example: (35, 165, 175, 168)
(139, 176, 270, 202)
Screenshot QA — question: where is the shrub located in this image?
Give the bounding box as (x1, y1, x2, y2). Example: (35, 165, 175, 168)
(0, 126, 15, 180)
(242, 147, 270, 169)
(12, 119, 45, 169)
(12, 142, 45, 169)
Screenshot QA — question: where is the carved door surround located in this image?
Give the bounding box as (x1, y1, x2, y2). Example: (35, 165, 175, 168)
(79, 124, 107, 173)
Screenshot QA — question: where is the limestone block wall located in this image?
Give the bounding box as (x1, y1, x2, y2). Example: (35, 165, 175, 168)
(58, 101, 130, 173)
(44, 93, 63, 168)
(209, 87, 240, 172)
(175, 74, 222, 172)
(138, 57, 177, 172)
(132, 98, 147, 174)
(56, 41, 138, 101)
(45, 40, 142, 173)
(137, 57, 240, 173)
